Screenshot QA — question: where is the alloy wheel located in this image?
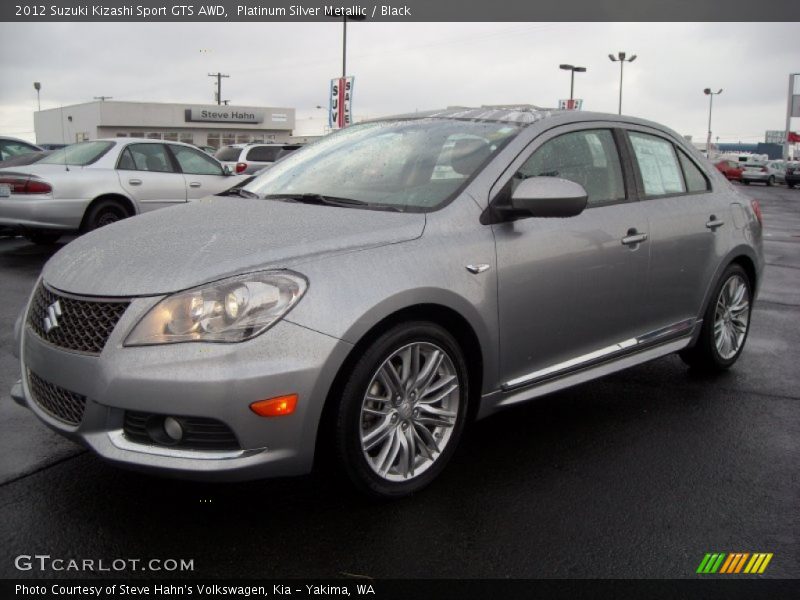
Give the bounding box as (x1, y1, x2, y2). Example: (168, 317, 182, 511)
(359, 342, 460, 482)
(713, 274, 750, 360)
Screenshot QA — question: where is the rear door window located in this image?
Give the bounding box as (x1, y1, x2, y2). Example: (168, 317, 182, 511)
(122, 144, 176, 172)
(628, 132, 685, 197)
(245, 146, 282, 162)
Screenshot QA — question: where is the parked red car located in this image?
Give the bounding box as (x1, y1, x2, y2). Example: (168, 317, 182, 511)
(715, 160, 744, 181)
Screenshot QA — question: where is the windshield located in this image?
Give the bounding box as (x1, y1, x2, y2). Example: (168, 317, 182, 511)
(39, 141, 114, 166)
(244, 119, 521, 211)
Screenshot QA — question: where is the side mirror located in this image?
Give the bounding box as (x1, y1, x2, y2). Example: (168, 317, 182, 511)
(510, 177, 588, 218)
(223, 165, 233, 176)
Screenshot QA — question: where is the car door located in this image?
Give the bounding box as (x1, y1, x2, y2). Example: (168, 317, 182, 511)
(492, 126, 651, 388)
(116, 143, 187, 212)
(624, 128, 724, 334)
(167, 144, 236, 199)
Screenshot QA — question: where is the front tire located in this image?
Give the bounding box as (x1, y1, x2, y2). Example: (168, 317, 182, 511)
(767, 175, 775, 187)
(680, 264, 752, 372)
(335, 322, 469, 498)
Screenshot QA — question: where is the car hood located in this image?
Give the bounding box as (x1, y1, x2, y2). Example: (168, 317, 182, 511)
(43, 197, 426, 297)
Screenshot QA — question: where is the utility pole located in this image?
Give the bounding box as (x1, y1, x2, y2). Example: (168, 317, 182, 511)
(93, 96, 113, 101)
(33, 82, 41, 111)
(208, 72, 230, 105)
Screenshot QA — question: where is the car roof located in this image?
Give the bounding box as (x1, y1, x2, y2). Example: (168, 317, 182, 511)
(93, 138, 206, 150)
(366, 105, 685, 135)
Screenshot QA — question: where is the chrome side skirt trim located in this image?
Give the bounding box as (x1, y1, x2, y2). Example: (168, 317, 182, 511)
(107, 429, 267, 461)
(501, 318, 697, 391)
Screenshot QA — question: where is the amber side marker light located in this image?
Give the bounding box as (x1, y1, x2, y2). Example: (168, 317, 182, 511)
(250, 394, 298, 417)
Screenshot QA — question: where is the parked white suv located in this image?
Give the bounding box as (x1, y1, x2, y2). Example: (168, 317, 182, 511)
(215, 143, 303, 174)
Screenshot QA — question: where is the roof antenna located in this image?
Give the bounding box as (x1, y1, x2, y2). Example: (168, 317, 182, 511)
(58, 106, 69, 171)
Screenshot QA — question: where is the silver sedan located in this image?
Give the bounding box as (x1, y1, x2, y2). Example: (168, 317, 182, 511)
(0, 138, 245, 244)
(11, 107, 764, 497)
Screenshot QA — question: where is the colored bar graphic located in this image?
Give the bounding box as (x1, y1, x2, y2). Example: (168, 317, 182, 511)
(699, 552, 773, 574)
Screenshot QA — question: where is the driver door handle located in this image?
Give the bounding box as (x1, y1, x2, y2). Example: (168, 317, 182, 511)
(706, 216, 725, 230)
(128, 179, 142, 186)
(189, 182, 201, 188)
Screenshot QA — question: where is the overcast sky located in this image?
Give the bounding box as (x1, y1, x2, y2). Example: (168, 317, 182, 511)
(1, 21, 798, 143)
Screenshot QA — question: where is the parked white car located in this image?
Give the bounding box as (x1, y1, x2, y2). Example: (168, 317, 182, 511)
(0, 138, 245, 244)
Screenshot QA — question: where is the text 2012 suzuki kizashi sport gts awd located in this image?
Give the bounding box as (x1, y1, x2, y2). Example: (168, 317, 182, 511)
(11, 107, 764, 497)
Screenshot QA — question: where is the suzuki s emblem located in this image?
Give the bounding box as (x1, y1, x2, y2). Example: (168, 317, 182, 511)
(44, 300, 62, 333)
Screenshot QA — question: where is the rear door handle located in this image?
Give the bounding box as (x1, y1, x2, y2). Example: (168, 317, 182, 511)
(706, 216, 725, 230)
(189, 182, 201, 188)
(621, 231, 648, 246)
(128, 179, 142, 186)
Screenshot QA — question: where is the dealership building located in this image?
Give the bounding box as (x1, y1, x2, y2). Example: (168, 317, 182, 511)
(33, 100, 296, 148)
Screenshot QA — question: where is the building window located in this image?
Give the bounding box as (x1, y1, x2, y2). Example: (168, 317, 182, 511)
(163, 132, 178, 142)
(207, 133, 220, 149)
(179, 133, 194, 144)
(116, 133, 128, 137)
(145, 132, 162, 140)
(236, 134, 252, 144)
(251, 135, 265, 143)
(222, 133, 235, 146)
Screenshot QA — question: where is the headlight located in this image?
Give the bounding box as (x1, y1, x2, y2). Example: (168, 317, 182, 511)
(125, 271, 307, 346)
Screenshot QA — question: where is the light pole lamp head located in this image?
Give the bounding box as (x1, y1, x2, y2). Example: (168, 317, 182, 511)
(608, 54, 617, 62)
(704, 88, 712, 95)
(628, 55, 637, 63)
(559, 64, 574, 71)
(575, 66, 587, 73)
(33, 82, 41, 91)
(618, 51, 626, 60)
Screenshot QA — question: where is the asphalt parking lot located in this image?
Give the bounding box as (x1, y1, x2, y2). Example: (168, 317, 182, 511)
(0, 184, 798, 580)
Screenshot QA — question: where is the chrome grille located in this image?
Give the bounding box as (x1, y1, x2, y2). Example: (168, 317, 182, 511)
(27, 370, 86, 426)
(123, 411, 241, 451)
(27, 283, 129, 354)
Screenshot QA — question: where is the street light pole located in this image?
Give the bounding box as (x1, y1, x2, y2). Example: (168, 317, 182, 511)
(704, 88, 723, 158)
(785, 73, 799, 160)
(608, 52, 637, 115)
(559, 64, 586, 102)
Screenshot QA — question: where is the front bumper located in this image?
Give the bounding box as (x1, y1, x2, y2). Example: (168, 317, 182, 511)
(0, 195, 88, 231)
(14, 293, 352, 481)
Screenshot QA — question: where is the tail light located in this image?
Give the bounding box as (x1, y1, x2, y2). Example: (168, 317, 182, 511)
(760, 167, 768, 173)
(235, 162, 247, 174)
(751, 200, 763, 227)
(0, 175, 52, 194)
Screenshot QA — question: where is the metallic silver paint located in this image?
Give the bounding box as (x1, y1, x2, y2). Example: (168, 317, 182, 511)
(11, 110, 765, 482)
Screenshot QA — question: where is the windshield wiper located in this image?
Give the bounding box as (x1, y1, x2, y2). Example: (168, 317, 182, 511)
(218, 186, 259, 198)
(262, 193, 402, 211)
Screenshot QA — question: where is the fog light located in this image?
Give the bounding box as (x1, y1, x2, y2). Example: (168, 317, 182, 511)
(250, 394, 298, 417)
(163, 416, 184, 441)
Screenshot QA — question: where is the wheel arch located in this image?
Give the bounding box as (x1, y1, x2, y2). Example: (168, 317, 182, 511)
(312, 301, 486, 470)
(689, 248, 760, 347)
(79, 193, 136, 232)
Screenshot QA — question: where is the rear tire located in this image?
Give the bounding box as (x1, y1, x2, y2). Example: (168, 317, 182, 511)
(767, 176, 775, 187)
(680, 264, 752, 372)
(335, 322, 469, 498)
(83, 199, 129, 232)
